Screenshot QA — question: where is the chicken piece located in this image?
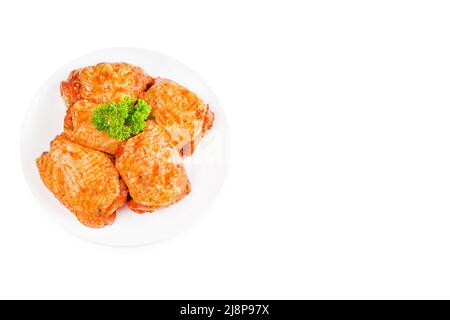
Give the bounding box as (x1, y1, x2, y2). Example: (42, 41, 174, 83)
(36, 134, 128, 228)
(64, 100, 120, 155)
(61, 62, 153, 131)
(61, 62, 153, 108)
(115, 121, 190, 213)
(140, 78, 214, 156)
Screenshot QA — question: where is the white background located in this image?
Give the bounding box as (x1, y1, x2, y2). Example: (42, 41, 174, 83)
(1, 0, 450, 299)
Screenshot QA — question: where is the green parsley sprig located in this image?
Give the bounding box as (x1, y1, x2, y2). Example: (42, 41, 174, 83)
(92, 96, 151, 140)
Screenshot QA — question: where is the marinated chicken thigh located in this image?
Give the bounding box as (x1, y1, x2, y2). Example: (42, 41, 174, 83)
(36, 134, 128, 228)
(64, 100, 121, 155)
(61, 62, 153, 107)
(115, 121, 190, 213)
(140, 78, 214, 156)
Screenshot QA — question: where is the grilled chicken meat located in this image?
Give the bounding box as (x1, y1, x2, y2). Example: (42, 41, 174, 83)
(140, 78, 214, 156)
(61, 62, 153, 131)
(36, 134, 128, 228)
(115, 121, 190, 213)
(64, 100, 120, 154)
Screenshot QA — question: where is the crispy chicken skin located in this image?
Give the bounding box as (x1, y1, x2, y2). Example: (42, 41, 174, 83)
(140, 78, 214, 157)
(115, 121, 190, 213)
(64, 100, 120, 155)
(61, 62, 153, 131)
(36, 134, 128, 228)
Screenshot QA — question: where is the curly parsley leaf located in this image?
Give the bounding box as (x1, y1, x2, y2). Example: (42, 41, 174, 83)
(92, 96, 151, 140)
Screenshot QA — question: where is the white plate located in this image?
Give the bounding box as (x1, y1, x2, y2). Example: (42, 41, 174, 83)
(21, 47, 230, 246)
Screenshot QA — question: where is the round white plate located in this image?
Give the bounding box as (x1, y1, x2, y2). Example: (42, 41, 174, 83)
(21, 47, 230, 246)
